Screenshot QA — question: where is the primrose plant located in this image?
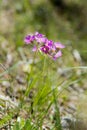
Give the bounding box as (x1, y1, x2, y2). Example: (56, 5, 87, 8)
(24, 32, 65, 130)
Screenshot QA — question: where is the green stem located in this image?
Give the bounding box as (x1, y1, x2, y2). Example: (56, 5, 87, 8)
(53, 90, 62, 130)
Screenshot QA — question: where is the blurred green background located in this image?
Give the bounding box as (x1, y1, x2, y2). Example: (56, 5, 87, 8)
(0, 0, 87, 61)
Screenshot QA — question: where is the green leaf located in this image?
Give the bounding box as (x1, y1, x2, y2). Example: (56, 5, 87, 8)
(13, 122, 20, 130)
(0, 113, 13, 128)
(22, 119, 38, 130)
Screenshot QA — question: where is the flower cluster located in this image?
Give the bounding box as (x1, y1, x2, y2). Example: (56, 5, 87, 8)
(24, 32, 65, 60)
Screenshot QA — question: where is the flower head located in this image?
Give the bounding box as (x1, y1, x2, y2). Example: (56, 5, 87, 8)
(24, 32, 65, 60)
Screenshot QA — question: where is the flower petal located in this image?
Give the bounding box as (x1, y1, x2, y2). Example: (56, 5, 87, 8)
(24, 35, 31, 44)
(40, 45, 49, 54)
(35, 37, 46, 43)
(53, 50, 62, 60)
(32, 46, 37, 52)
(54, 42, 65, 48)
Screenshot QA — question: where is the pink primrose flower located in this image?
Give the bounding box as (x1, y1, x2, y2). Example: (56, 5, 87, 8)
(24, 32, 65, 60)
(24, 34, 35, 44)
(40, 45, 50, 54)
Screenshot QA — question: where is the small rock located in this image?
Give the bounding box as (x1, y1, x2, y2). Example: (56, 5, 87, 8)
(61, 116, 76, 130)
(6, 53, 13, 65)
(61, 119, 69, 128)
(2, 81, 10, 87)
(73, 49, 81, 62)
(16, 75, 25, 84)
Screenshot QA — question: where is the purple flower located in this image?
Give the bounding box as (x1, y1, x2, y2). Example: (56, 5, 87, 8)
(45, 40, 54, 48)
(40, 45, 50, 54)
(35, 37, 46, 43)
(48, 40, 53, 46)
(35, 32, 45, 38)
(34, 32, 46, 44)
(24, 34, 35, 44)
(24, 32, 65, 60)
